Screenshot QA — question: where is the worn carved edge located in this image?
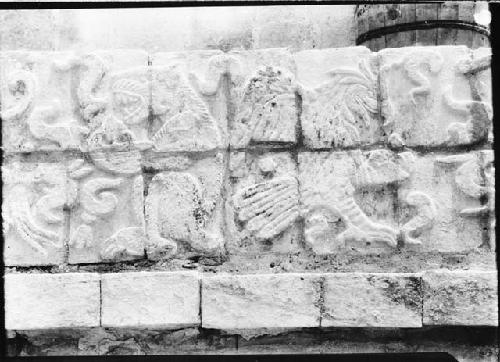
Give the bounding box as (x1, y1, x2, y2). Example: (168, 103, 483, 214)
(4, 270, 497, 330)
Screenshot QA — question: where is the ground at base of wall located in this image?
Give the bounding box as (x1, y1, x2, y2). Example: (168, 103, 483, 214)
(5, 326, 498, 362)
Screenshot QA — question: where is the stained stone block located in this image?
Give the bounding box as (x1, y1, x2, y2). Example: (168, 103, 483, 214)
(298, 150, 412, 254)
(380, 46, 490, 147)
(0, 51, 88, 152)
(294, 47, 381, 149)
(423, 270, 498, 326)
(227, 49, 299, 148)
(397, 152, 486, 252)
(76, 50, 150, 152)
(101, 271, 200, 328)
(322, 273, 422, 327)
(150, 51, 227, 152)
(227, 151, 301, 254)
(144, 152, 226, 260)
(2, 162, 68, 266)
(68, 150, 147, 264)
(201, 273, 321, 330)
(471, 47, 493, 143)
(5, 273, 100, 330)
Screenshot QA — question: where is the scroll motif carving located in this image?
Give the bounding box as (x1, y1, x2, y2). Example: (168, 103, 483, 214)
(68, 151, 146, 263)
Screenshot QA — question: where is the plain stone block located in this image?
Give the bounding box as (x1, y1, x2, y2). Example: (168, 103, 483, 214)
(423, 270, 498, 326)
(298, 150, 411, 254)
(3, 162, 68, 266)
(397, 152, 486, 252)
(150, 51, 227, 152)
(144, 152, 226, 260)
(322, 273, 423, 327)
(226, 48, 299, 148)
(0, 51, 87, 152)
(379, 45, 490, 147)
(101, 271, 200, 328)
(226, 151, 301, 254)
(68, 151, 147, 264)
(5, 273, 100, 330)
(201, 273, 321, 330)
(295, 46, 381, 149)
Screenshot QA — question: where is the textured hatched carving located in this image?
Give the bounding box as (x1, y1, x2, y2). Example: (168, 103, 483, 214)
(295, 47, 379, 149)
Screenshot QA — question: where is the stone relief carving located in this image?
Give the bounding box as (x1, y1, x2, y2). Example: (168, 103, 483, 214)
(232, 149, 436, 254)
(1, 54, 88, 151)
(435, 151, 494, 249)
(67, 151, 146, 263)
(151, 64, 222, 152)
(230, 65, 298, 148)
(2, 163, 68, 264)
(145, 153, 225, 260)
(300, 58, 378, 148)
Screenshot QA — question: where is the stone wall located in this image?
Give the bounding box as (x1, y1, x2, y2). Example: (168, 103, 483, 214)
(1, 6, 497, 361)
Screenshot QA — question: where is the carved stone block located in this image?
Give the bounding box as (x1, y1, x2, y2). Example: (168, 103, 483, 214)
(0, 51, 87, 152)
(144, 152, 225, 260)
(201, 273, 321, 330)
(2, 162, 68, 266)
(5, 273, 100, 330)
(397, 152, 486, 252)
(322, 273, 422, 327)
(227, 151, 301, 254)
(227, 49, 299, 148)
(150, 51, 227, 152)
(471, 47, 493, 143)
(68, 150, 147, 264)
(298, 150, 411, 254)
(101, 271, 200, 328)
(76, 50, 150, 152)
(380, 46, 490, 147)
(295, 47, 381, 149)
(423, 270, 498, 326)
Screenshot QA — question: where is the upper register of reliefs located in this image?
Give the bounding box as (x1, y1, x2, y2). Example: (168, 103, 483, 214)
(379, 46, 492, 148)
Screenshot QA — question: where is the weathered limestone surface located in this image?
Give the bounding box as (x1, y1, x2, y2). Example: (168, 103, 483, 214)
(68, 151, 147, 264)
(0, 51, 87, 152)
(380, 46, 491, 148)
(423, 270, 498, 326)
(202, 273, 321, 330)
(5, 273, 100, 330)
(295, 47, 381, 149)
(3, 162, 68, 266)
(322, 273, 422, 327)
(101, 271, 200, 328)
(227, 151, 301, 254)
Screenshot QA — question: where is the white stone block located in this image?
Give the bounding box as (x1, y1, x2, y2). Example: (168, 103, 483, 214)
(101, 271, 200, 328)
(5, 273, 100, 330)
(202, 273, 321, 330)
(423, 270, 498, 326)
(322, 273, 422, 327)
